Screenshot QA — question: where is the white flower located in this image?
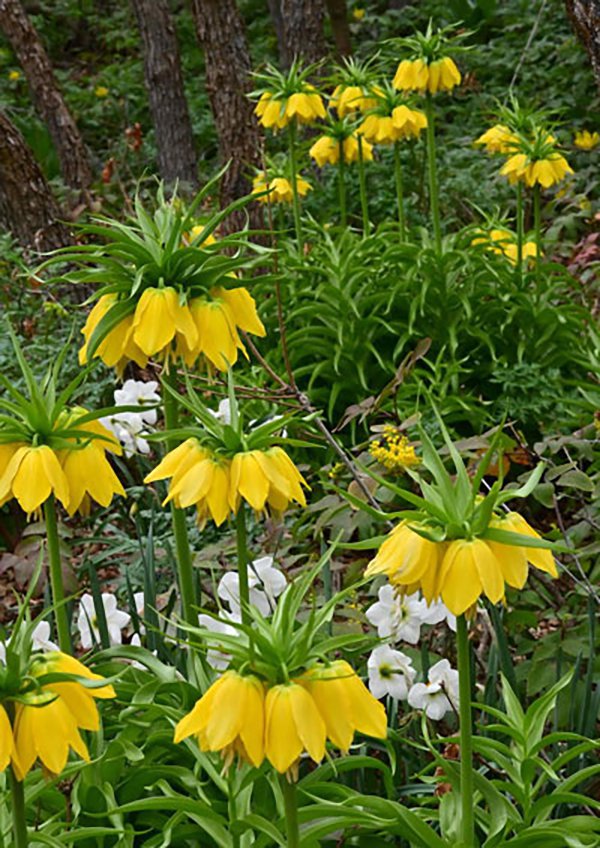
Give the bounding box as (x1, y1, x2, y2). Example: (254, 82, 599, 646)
(408, 659, 460, 720)
(0, 642, 5, 664)
(114, 379, 160, 425)
(420, 599, 457, 632)
(218, 557, 287, 617)
(368, 645, 415, 700)
(77, 592, 131, 649)
(31, 621, 59, 653)
(198, 613, 238, 670)
(209, 398, 232, 425)
(366, 586, 426, 644)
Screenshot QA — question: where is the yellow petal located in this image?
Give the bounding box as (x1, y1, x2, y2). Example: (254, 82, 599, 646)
(265, 686, 303, 773)
(299, 672, 354, 751)
(440, 540, 483, 615)
(133, 288, 178, 356)
(174, 674, 230, 744)
(288, 683, 325, 764)
(239, 677, 265, 767)
(0, 705, 14, 772)
(144, 439, 205, 484)
(333, 661, 387, 739)
(214, 287, 266, 337)
(231, 452, 269, 511)
(205, 673, 246, 750)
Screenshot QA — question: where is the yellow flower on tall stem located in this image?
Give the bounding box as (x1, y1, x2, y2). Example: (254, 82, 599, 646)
(574, 129, 599, 150)
(393, 55, 461, 94)
(251, 171, 312, 204)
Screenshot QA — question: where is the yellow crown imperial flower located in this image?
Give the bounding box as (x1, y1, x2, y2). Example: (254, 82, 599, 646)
(359, 105, 427, 146)
(471, 228, 539, 265)
(145, 441, 307, 526)
(309, 133, 373, 167)
(252, 173, 312, 204)
(574, 129, 599, 151)
(0, 444, 70, 514)
(393, 56, 461, 95)
(174, 671, 266, 768)
(500, 151, 573, 188)
(254, 87, 325, 130)
(474, 124, 520, 155)
(330, 84, 378, 117)
(3, 649, 115, 780)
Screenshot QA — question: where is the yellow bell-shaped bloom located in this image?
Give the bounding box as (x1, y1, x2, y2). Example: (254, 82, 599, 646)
(229, 447, 308, 514)
(0, 444, 70, 513)
(359, 107, 426, 145)
(254, 92, 288, 129)
(174, 671, 265, 768)
(439, 539, 505, 615)
(488, 512, 557, 578)
(0, 705, 14, 772)
(213, 286, 266, 339)
(264, 682, 326, 773)
(132, 286, 198, 358)
(309, 133, 373, 167)
(284, 89, 326, 124)
(475, 124, 519, 154)
(501, 152, 573, 188)
(298, 660, 386, 752)
(60, 443, 125, 516)
(144, 438, 209, 488)
(393, 58, 429, 91)
(574, 129, 599, 150)
(330, 84, 375, 116)
(79, 294, 148, 371)
(394, 56, 461, 94)
(11, 693, 90, 780)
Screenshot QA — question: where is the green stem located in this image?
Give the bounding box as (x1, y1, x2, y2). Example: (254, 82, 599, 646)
(533, 183, 542, 283)
(393, 141, 406, 241)
(337, 138, 347, 227)
(235, 502, 250, 626)
(44, 496, 70, 653)
(287, 120, 303, 251)
(456, 614, 475, 848)
(357, 135, 370, 236)
(281, 776, 300, 848)
(424, 94, 442, 252)
(9, 769, 28, 848)
(515, 181, 524, 279)
(163, 369, 196, 627)
(228, 767, 240, 848)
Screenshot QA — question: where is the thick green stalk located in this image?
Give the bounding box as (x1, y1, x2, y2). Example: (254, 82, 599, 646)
(235, 502, 250, 626)
(456, 614, 475, 848)
(515, 181, 524, 278)
(163, 369, 196, 626)
(424, 94, 442, 252)
(533, 183, 542, 283)
(287, 120, 303, 251)
(357, 135, 370, 236)
(228, 767, 240, 848)
(393, 141, 406, 241)
(337, 138, 347, 227)
(43, 496, 70, 653)
(281, 777, 300, 848)
(10, 769, 28, 848)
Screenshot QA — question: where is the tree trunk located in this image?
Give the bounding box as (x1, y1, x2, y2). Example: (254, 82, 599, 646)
(0, 0, 93, 190)
(130, 0, 198, 188)
(326, 0, 352, 57)
(280, 0, 328, 66)
(190, 0, 261, 209)
(566, 0, 600, 89)
(267, 0, 289, 66)
(0, 110, 72, 251)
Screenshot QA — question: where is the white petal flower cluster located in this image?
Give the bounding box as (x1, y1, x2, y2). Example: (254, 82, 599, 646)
(366, 583, 459, 719)
(0, 621, 59, 663)
(200, 556, 287, 671)
(102, 379, 160, 457)
(77, 592, 131, 648)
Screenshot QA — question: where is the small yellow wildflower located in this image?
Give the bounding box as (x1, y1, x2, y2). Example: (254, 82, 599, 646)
(94, 85, 109, 98)
(8, 70, 20, 82)
(369, 426, 419, 472)
(574, 130, 599, 151)
(353, 8, 365, 20)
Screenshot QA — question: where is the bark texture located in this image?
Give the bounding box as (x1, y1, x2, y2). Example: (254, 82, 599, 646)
(326, 0, 352, 57)
(190, 0, 261, 208)
(0, 0, 92, 190)
(267, 0, 289, 65)
(0, 110, 72, 250)
(566, 0, 600, 89)
(130, 0, 198, 187)
(279, 0, 328, 65)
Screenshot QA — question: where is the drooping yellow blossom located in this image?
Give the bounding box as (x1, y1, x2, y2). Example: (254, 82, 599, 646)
(366, 513, 557, 616)
(174, 663, 386, 774)
(393, 56, 461, 95)
(94, 85, 109, 98)
(80, 284, 265, 372)
(471, 228, 539, 265)
(252, 173, 312, 204)
(0, 444, 70, 513)
(8, 652, 115, 779)
(0, 706, 14, 771)
(359, 105, 427, 145)
(330, 84, 377, 116)
(254, 87, 326, 129)
(353, 8, 365, 21)
(298, 661, 387, 752)
(264, 683, 326, 773)
(574, 130, 599, 151)
(309, 133, 374, 167)
(500, 152, 573, 188)
(369, 426, 419, 472)
(174, 671, 265, 767)
(145, 442, 307, 525)
(474, 124, 519, 154)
